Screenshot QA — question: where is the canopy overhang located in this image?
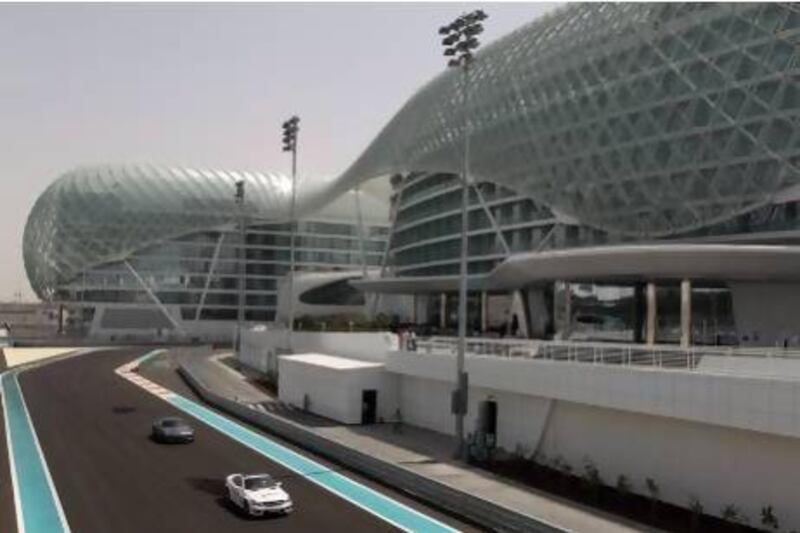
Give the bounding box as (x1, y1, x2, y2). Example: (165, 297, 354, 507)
(351, 244, 800, 294)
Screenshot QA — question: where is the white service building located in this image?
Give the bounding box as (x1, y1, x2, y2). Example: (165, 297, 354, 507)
(278, 353, 397, 424)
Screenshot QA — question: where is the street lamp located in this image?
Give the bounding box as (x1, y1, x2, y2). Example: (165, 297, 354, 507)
(439, 9, 487, 459)
(282, 115, 300, 351)
(234, 179, 245, 357)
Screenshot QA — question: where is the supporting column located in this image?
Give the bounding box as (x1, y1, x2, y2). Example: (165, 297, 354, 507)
(552, 281, 572, 339)
(563, 283, 571, 338)
(526, 288, 549, 339)
(680, 279, 692, 348)
(480, 291, 488, 333)
(646, 282, 657, 346)
(439, 293, 447, 330)
(411, 294, 418, 324)
(633, 283, 645, 343)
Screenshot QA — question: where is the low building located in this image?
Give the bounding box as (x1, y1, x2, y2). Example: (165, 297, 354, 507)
(278, 353, 396, 424)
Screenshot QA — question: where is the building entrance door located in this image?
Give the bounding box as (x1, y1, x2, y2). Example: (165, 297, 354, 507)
(361, 390, 377, 424)
(479, 399, 498, 448)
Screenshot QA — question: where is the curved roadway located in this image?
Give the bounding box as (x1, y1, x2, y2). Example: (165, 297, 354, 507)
(11, 348, 475, 532)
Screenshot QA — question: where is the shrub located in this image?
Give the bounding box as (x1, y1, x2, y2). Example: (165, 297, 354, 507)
(533, 451, 548, 466)
(761, 505, 779, 530)
(645, 477, 660, 500)
(688, 496, 703, 531)
(582, 457, 603, 501)
(645, 478, 660, 518)
(583, 457, 602, 486)
(615, 474, 631, 495)
(721, 504, 748, 526)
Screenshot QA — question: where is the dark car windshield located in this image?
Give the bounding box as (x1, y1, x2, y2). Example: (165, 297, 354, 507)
(244, 476, 275, 490)
(161, 419, 184, 428)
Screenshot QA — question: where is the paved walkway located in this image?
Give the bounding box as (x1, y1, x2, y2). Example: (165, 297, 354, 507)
(1, 348, 77, 369)
(172, 351, 655, 533)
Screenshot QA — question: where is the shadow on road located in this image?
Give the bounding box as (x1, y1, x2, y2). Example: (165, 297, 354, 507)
(111, 405, 137, 414)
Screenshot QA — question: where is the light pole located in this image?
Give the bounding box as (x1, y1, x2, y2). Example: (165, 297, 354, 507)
(282, 115, 300, 351)
(439, 9, 487, 459)
(234, 179, 246, 357)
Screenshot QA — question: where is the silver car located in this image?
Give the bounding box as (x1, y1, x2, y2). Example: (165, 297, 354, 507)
(151, 416, 195, 443)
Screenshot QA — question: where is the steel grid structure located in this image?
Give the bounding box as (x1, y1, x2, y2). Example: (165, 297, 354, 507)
(23, 165, 389, 318)
(23, 164, 294, 300)
(336, 3, 800, 239)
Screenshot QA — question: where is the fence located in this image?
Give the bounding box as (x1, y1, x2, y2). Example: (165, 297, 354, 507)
(414, 336, 800, 375)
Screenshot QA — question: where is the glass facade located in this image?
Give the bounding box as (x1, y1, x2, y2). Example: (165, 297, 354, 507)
(24, 165, 388, 323)
(388, 172, 613, 277)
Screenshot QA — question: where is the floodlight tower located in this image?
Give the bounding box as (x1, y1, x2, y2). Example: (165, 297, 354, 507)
(282, 115, 300, 351)
(438, 9, 488, 459)
(234, 179, 246, 357)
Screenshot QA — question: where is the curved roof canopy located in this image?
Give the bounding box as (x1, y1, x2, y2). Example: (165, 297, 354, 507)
(352, 244, 800, 293)
(336, 3, 800, 238)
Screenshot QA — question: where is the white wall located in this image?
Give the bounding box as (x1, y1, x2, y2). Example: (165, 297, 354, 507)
(538, 400, 800, 529)
(398, 374, 552, 453)
(387, 351, 800, 528)
(388, 351, 800, 440)
(240, 328, 397, 372)
(278, 356, 398, 424)
(394, 370, 800, 529)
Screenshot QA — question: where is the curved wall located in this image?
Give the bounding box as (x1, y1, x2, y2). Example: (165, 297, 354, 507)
(24, 164, 292, 299)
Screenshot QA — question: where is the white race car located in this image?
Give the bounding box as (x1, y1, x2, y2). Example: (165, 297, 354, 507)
(225, 473, 293, 516)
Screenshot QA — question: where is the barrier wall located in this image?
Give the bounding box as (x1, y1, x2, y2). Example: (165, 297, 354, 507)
(178, 361, 562, 533)
(389, 352, 800, 529)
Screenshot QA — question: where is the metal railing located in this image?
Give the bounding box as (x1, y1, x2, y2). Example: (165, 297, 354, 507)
(411, 336, 800, 375)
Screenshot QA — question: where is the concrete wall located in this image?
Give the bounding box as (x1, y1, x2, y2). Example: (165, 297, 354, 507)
(399, 374, 552, 453)
(537, 400, 800, 529)
(240, 328, 397, 373)
(393, 366, 800, 528)
(387, 351, 800, 440)
(88, 303, 245, 343)
(279, 356, 398, 424)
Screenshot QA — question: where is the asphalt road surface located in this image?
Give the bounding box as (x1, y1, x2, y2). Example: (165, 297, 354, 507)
(15, 348, 475, 532)
(0, 394, 17, 533)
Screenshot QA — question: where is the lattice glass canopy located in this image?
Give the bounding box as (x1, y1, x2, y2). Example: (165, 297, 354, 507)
(24, 165, 293, 299)
(337, 3, 800, 238)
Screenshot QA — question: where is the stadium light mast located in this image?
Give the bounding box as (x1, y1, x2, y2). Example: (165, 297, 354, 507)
(234, 179, 246, 357)
(282, 115, 300, 351)
(439, 9, 487, 460)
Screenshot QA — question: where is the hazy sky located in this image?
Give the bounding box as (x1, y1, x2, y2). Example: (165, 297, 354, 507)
(0, 2, 557, 301)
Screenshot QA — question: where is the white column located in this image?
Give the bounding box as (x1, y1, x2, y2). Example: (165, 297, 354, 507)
(480, 291, 488, 333)
(564, 283, 571, 337)
(440, 293, 447, 330)
(646, 282, 657, 346)
(680, 279, 692, 348)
